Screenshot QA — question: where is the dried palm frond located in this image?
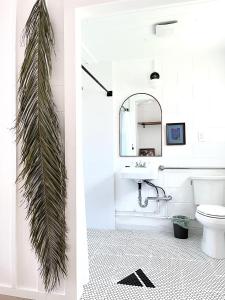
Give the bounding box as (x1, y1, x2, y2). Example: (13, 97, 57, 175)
(16, 0, 67, 292)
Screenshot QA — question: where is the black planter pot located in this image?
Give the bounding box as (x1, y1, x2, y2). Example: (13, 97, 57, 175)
(173, 223, 188, 239)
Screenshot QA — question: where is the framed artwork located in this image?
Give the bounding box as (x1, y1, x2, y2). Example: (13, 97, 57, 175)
(139, 148, 155, 157)
(166, 123, 186, 145)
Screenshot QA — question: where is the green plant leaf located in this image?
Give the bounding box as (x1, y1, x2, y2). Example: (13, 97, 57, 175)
(16, 0, 67, 292)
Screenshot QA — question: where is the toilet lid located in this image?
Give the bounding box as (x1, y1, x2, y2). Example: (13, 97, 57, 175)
(197, 205, 225, 219)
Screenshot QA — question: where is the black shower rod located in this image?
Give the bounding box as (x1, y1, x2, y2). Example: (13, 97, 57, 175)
(81, 65, 113, 97)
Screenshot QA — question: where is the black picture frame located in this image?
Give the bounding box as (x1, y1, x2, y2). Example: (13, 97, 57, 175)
(166, 123, 186, 145)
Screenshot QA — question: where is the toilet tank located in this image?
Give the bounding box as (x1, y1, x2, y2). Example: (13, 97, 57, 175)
(191, 176, 225, 206)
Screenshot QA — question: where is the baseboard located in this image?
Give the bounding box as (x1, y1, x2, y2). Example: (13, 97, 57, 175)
(116, 213, 202, 235)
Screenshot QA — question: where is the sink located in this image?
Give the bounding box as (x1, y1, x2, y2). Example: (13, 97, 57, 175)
(119, 166, 158, 180)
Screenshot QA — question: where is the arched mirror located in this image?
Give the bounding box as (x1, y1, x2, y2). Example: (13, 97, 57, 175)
(119, 93, 162, 157)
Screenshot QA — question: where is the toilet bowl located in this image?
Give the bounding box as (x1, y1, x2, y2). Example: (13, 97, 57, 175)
(196, 205, 225, 259)
(191, 176, 225, 259)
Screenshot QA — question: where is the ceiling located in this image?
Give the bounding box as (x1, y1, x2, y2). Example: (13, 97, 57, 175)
(81, 0, 225, 63)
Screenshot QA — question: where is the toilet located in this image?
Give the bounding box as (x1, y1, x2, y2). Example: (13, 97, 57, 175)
(191, 176, 225, 259)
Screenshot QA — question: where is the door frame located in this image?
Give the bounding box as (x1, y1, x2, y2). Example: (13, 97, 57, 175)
(64, 0, 214, 298)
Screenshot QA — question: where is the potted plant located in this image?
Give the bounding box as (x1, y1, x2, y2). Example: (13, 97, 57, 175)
(172, 215, 190, 239)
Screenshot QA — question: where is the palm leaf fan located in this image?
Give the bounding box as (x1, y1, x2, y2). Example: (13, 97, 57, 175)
(16, 0, 67, 292)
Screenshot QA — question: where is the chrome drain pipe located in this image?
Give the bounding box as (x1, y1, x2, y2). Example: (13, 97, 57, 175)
(137, 181, 172, 208)
(138, 182, 148, 208)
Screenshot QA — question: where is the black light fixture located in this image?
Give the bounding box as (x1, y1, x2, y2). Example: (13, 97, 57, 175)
(150, 71, 160, 80)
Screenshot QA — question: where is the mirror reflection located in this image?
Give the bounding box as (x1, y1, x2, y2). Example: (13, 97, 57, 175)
(119, 93, 162, 157)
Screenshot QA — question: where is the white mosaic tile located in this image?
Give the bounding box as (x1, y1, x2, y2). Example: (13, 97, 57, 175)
(81, 229, 225, 300)
(87, 242, 101, 259)
(113, 254, 147, 270)
(80, 283, 110, 300)
(182, 260, 225, 294)
(140, 257, 183, 294)
(210, 259, 225, 277)
(124, 240, 154, 257)
(89, 265, 117, 285)
(102, 230, 134, 246)
(144, 286, 185, 300)
(104, 284, 147, 300)
(87, 230, 109, 245)
(96, 242, 130, 256)
(183, 288, 225, 300)
(90, 253, 118, 269)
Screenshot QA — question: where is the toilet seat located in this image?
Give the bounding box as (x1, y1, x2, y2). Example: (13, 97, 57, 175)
(197, 205, 225, 219)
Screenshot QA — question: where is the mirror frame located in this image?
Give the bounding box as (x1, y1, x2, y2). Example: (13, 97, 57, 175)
(119, 92, 162, 157)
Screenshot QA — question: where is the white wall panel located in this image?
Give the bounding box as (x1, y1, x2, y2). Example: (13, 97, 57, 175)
(1, 0, 74, 299)
(16, 203, 38, 290)
(82, 63, 115, 229)
(0, 0, 16, 288)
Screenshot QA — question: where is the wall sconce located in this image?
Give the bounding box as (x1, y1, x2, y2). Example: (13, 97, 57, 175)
(150, 60, 160, 89)
(150, 71, 160, 89)
(150, 71, 160, 80)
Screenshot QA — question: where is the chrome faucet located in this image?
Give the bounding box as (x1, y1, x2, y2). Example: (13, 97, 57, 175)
(135, 161, 146, 168)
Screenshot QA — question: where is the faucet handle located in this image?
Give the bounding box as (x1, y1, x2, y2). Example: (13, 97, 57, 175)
(135, 161, 147, 168)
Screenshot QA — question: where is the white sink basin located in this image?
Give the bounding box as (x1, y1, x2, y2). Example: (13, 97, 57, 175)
(119, 166, 158, 180)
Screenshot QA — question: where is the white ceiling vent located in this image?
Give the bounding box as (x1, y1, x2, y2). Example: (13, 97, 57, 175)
(155, 21, 178, 37)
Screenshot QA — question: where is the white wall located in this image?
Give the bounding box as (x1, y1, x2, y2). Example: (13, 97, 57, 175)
(0, 0, 16, 289)
(114, 51, 225, 231)
(82, 62, 115, 229)
(80, 0, 225, 232)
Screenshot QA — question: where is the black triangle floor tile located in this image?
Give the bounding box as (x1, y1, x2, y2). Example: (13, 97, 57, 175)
(117, 273, 143, 287)
(136, 269, 155, 288)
